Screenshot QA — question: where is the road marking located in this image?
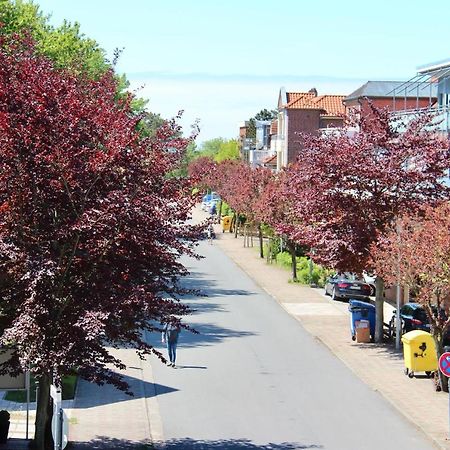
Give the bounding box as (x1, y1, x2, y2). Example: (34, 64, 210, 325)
(283, 302, 345, 316)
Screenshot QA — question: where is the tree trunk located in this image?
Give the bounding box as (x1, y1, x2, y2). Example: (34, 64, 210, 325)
(287, 240, 297, 282)
(234, 213, 239, 238)
(34, 374, 54, 450)
(374, 277, 384, 343)
(230, 212, 236, 234)
(217, 200, 223, 224)
(258, 223, 264, 259)
(434, 330, 449, 392)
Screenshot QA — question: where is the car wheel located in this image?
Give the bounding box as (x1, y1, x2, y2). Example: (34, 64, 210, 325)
(388, 316, 395, 342)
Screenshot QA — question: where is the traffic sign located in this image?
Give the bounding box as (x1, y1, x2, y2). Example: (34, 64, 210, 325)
(439, 352, 450, 377)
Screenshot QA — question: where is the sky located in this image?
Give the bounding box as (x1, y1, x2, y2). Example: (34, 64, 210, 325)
(35, 0, 450, 145)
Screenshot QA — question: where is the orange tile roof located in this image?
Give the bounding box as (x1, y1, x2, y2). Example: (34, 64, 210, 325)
(284, 91, 345, 117)
(285, 92, 316, 108)
(262, 154, 277, 164)
(313, 95, 345, 117)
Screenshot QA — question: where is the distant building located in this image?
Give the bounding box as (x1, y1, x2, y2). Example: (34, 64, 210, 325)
(344, 80, 436, 117)
(238, 120, 274, 168)
(390, 59, 449, 136)
(272, 87, 345, 171)
(238, 121, 255, 163)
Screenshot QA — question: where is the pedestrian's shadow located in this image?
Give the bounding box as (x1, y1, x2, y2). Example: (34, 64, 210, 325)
(69, 437, 323, 449)
(73, 373, 178, 409)
(175, 365, 207, 369)
(180, 272, 257, 300)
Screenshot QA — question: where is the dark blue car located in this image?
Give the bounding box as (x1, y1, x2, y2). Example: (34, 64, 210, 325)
(389, 303, 430, 336)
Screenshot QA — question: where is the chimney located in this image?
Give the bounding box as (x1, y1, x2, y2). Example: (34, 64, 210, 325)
(308, 87, 318, 97)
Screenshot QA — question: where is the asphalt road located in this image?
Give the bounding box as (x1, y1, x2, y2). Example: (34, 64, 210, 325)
(146, 240, 435, 450)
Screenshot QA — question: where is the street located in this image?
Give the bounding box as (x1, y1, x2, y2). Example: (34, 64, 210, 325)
(144, 239, 434, 450)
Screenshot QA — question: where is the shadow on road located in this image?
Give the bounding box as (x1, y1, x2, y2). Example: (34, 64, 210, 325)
(180, 272, 257, 300)
(70, 437, 323, 449)
(146, 321, 257, 350)
(73, 373, 178, 409)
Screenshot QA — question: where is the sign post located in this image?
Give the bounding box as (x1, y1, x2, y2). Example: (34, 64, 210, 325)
(50, 384, 62, 450)
(25, 371, 30, 440)
(438, 352, 450, 439)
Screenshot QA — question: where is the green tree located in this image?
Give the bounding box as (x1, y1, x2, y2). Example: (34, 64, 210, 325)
(170, 142, 200, 178)
(0, 1, 109, 79)
(199, 138, 226, 158)
(0, 0, 163, 125)
(246, 108, 277, 139)
(197, 138, 239, 162)
(255, 108, 278, 120)
(215, 139, 239, 162)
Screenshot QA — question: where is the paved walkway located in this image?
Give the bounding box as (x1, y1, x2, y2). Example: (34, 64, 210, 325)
(1, 207, 448, 448)
(208, 214, 450, 449)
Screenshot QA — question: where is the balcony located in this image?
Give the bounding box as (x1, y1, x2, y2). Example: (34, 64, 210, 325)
(390, 106, 450, 135)
(248, 149, 275, 167)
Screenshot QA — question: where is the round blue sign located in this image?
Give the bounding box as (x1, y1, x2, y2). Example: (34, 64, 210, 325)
(439, 352, 450, 377)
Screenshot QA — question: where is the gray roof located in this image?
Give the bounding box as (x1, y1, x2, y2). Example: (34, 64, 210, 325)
(345, 81, 436, 102)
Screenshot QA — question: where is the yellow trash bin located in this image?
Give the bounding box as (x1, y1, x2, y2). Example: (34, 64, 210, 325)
(401, 330, 437, 378)
(222, 216, 232, 233)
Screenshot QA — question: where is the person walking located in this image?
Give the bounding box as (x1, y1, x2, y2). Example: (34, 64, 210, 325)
(209, 202, 217, 217)
(162, 322, 181, 367)
(207, 223, 214, 244)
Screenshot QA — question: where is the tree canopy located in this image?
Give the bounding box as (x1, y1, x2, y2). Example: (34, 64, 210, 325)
(0, 0, 109, 78)
(284, 106, 450, 273)
(246, 108, 277, 139)
(197, 137, 239, 162)
(371, 203, 450, 389)
(0, 32, 200, 449)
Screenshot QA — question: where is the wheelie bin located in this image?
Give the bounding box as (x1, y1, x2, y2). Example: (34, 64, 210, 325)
(348, 299, 376, 341)
(222, 216, 232, 233)
(401, 330, 437, 378)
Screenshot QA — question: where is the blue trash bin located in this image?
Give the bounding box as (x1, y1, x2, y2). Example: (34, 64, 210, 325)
(348, 299, 376, 341)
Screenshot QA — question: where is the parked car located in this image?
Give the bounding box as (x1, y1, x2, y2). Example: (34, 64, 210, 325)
(388, 302, 450, 345)
(324, 273, 372, 301)
(389, 303, 430, 336)
(362, 272, 376, 296)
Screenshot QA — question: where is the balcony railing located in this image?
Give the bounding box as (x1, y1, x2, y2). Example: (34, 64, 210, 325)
(390, 106, 450, 134)
(249, 149, 275, 167)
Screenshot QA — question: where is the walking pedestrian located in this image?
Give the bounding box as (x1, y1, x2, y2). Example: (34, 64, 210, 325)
(207, 223, 214, 244)
(162, 322, 181, 367)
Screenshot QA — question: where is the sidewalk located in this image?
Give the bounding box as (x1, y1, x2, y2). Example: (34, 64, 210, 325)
(0, 392, 73, 448)
(208, 215, 450, 449)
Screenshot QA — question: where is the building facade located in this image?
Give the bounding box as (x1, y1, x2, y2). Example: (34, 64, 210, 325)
(272, 87, 345, 171)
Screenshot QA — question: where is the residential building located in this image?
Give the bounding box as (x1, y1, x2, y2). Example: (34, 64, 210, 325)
(238, 120, 274, 168)
(238, 121, 255, 164)
(390, 59, 449, 136)
(272, 87, 345, 171)
(344, 81, 435, 117)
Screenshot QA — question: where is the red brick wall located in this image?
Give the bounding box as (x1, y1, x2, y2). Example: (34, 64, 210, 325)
(287, 109, 321, 164)
(345, 97, 435, 116)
